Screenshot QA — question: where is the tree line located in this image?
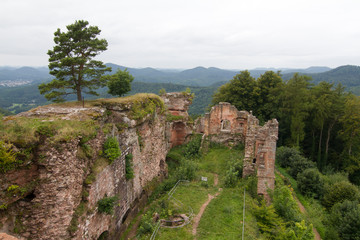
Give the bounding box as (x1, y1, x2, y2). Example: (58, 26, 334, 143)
(212, 70, 360, 185)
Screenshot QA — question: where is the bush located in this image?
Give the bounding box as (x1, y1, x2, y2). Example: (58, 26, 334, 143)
(327, 200, 360, 240)
(97, 196, 117, 215)
(137, 213, 155, 236)
(273, 186, 301, 222)
(322, 181, 360, 209)
(103, 137, 121, 163)
(297, 168, 324, 198)
(276, 146, 301, 168)
(184, 135, 202, 158)
(125, 154, 134, 180)
(0, 141, 20, 173)
(175, 159, 197, 181)
(287, 154, 315, 179)
(224, 160, 243, 187)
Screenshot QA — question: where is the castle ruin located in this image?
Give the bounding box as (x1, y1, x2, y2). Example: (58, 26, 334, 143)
(197, 102, 279, 197)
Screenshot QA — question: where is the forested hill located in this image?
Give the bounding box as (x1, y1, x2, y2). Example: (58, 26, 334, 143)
(282, 65, 360, 95)
(0, 63, 333, 87)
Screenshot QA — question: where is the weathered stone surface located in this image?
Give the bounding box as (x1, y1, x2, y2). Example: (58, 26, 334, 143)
(161, 92, 193, 148)
(0, 94, 190, 240)
(197, 102, 278, 198)
(0, 233, 20, 240)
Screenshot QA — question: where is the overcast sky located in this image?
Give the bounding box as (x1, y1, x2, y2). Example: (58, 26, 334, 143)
(1, 0, 359, 69)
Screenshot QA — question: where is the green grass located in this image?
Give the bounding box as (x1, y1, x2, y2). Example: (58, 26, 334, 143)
(135, 145, 247, 240)
(197, 188, 260, 240)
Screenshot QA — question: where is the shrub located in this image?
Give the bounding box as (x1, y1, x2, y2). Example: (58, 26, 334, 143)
(287, 154, 315, 179)
(297, 168, 324, 198)
(137, 213, 155, 236)
(184, 135, 202, 158)
(224, 160, 243, 187)
(175, 159, 197, 181)
(252, 201, 285, 237)
(322, 181, 360, 209)
(327, 200, 360, 240)
(273, 185, 301, 222)
(103, 137, 121, 163)
(35, 124, 56, 137)
(0, 141, 20, 173)
(276, 146, 301, 168)
(125, 154, 134, 180)
(97, 196, 117, 215)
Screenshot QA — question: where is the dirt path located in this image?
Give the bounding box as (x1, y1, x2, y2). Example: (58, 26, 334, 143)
(276, 170, 321, 240)
(213, 173, 219, 186)
(295, 197, 321, 240)
(192, 173, 221, 238)
(192, 192, 220, 237)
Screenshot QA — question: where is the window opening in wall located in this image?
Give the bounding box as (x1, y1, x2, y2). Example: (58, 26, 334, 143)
(221, 119, 231, 131)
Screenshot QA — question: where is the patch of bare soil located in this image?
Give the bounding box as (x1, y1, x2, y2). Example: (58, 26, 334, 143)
(192, 191, 221, 237)
(213, 173, 218, 186)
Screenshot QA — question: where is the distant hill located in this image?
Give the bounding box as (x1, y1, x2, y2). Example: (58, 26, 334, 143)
(282, 65, 360, 94)
(0, 66, 50, 82)
(0, 63, 334, 87)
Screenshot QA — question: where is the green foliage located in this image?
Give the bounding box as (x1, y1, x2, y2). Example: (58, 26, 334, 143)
(165, 114, 184, 122)
(39, 20, 111, 102)
(125, 154, 134, 180)
(327, 200, 360, 240)
(158, 88, 166, 95)
(276, 146, 301, 168)
(285, 220, 314, 240)
(224, 160, 243, 187)
(273, 185, 301, 222)
(97, 196, 117, 215)
(103, 137, 121, 163)
(297, 168, 324, 198)
(322, 181, 360, 209)
(287, 155, 316, 179)
(106, 69, 134, 97)
(175, 159, 198, 181)
(252, 201, 285, 237)
(184, 134, 202, 158)
(137, 213, 155, 236)
(68, 201, 87, 234)
(35, 124, 56, 138)
(0, 141, 21, 173)
(130, 96, 165, 120)
(212, 70, 258, 113)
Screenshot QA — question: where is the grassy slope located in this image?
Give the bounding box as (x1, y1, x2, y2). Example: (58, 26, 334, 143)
(276, 165, 327, 239)
(134, 145, 262, 240)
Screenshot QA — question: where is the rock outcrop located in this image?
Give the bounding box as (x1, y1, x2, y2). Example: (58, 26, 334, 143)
(0, 93, 193, 240)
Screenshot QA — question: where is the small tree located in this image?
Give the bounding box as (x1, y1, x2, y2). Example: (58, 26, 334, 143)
(107, 69, 134, 97)
(39, 20, 111, 102)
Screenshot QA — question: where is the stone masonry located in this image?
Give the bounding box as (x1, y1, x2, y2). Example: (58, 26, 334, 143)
(199, 102, 279, 197)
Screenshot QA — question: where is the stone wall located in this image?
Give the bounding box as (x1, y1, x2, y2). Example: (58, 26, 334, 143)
(198, 102, 278, 197)
(161, 92, 193, 149)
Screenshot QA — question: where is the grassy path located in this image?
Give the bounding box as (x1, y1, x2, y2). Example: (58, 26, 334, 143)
(192, 173, 221, 238)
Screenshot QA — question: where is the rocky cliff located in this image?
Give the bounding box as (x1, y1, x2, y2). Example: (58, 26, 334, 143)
(0, 93, 192, 240)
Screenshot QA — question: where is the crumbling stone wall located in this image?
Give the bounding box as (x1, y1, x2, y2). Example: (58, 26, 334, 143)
(161, 92, 193, 149)
(0, 93, 193, 240)
(198, 102, 278, 197)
